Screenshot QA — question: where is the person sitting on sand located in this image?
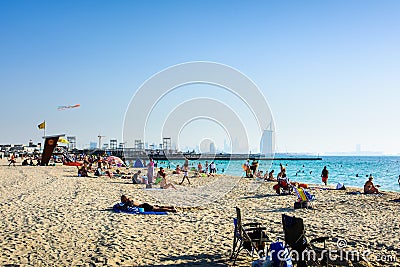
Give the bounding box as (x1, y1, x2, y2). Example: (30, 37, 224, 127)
(266, 170, 276, 181)
(8, 154, 16, 167)
(198, 162, 203, 173)
(105, 170, 114, 178)
(119, 195, 177, 212)
(172, 165, 181, 174)
(157, 167, 177, 190)
(78, 165, 89, 177)
(132, 170, 142, 184)
(364, 176, 380, 194)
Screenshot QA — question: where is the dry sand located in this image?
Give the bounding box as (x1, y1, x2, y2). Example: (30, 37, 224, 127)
(0, 159, 399, 266)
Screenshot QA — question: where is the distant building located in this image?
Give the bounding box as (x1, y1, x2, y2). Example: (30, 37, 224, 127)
(67, 136, 76, 150)
(110, 139, 117, 149)
(89, 142, 97, 150)
(210, 142, 216, 154)
(260, 129, 275, 158)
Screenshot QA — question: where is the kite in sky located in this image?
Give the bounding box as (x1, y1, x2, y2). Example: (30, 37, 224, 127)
(57, 104, 81, 111)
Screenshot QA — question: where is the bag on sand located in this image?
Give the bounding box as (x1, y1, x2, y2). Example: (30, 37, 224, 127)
(336, 183, 346, 190)
(270, 242, 293, 267)
(294, 201, 311, 209)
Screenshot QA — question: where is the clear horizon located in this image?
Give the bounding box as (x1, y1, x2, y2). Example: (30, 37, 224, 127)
(1, 1, 400, 154)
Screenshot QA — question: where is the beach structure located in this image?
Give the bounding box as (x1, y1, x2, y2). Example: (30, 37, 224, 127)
(260, 122, 275, 158)
(41, 134, 65, 166)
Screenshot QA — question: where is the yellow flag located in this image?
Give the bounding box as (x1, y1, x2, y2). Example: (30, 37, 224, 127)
(38, 121, 45, 129)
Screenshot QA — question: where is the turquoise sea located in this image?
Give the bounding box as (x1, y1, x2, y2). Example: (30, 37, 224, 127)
(157, 156, 400, 193)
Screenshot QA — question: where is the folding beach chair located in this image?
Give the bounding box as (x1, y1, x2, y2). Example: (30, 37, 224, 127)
(230, 207, 270, 264)
(293, 187, 316, 209)
(282, 214, 329, 267)
(275, 177, 293, 195)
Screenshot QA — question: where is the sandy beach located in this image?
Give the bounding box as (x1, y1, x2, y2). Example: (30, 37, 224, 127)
(0, 159, 399, 266)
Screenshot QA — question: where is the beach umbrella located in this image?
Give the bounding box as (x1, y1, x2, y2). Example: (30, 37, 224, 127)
(106, 156, 124, 165)
(58, 137, 69, 144)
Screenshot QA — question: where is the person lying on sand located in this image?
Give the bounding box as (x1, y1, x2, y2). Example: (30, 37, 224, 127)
(364, 176, 380, 194)
(119, 195, 177, 212)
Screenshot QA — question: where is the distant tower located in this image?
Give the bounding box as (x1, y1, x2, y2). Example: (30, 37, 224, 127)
(260, 122, 275, 158)
(163, 137, 172, 153)
(210, 142, 216, 154)
(98, 134, 105, 149)
(67, 136, 76, 150)
(134, 139, 144, 151)
(110, 139, 117, 149)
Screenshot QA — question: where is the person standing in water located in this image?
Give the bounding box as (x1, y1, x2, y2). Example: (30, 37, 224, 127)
(321, 166, 329, 185)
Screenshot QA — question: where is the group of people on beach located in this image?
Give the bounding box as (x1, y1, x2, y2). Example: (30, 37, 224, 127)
(248, 160, 388, 195)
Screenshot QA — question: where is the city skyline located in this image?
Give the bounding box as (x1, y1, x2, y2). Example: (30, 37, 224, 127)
(1, 1, 400, 154)
(1, 136, 395, 156)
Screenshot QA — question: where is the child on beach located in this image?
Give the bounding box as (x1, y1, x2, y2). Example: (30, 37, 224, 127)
(8, 154, 16, 167)
(179, 165, 190, 185)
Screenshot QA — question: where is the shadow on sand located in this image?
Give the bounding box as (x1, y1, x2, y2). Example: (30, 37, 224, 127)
(240, 193, 292, 199)
(135, 253, 230, 267)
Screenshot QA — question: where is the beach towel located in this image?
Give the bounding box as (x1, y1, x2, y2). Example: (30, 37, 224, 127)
(112, 204, 168, 215)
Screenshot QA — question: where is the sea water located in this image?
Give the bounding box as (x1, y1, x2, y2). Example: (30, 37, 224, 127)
(156, 156, 400, 193)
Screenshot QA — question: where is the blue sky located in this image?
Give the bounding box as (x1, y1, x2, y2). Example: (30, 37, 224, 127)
(1, 0, 399, 154)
